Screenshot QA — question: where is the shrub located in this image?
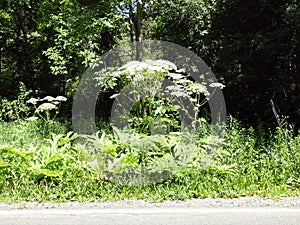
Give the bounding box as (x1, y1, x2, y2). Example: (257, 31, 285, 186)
(0, 83, 33, 121)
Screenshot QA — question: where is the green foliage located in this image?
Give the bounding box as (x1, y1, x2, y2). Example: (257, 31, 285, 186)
(149, 0, 215, 52)
(0, 0, 300, 202)
(1, 0, 299, 128)
(76, 128, 207, 185)
(0, 83, 33, 121)
(0, 132, 76, 181)
(0, 117, 299, 202)
(0, 0, 124, 100)
(146, 0, 300, 129)
(206, 0, 300, 127)
(0, 120, 70, 148)
(128, 97, 181, 134)
(0, 132, 94, 201)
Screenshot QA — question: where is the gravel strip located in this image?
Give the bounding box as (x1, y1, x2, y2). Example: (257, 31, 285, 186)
(0, 197, 300, 210)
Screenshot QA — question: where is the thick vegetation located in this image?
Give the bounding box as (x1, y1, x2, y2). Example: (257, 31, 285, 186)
(0, 117, 299, 202)
(0, 0, 299, 202)
(1, 0, 299, 127)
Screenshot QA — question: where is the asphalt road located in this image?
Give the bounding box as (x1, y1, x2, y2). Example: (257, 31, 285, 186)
(1, 208, 300, 225)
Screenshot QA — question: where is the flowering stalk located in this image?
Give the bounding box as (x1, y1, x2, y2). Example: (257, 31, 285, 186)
(26, 96, 67, 133)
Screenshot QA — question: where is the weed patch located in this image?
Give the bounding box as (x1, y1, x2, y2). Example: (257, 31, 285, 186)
(0, 118, 299, 202)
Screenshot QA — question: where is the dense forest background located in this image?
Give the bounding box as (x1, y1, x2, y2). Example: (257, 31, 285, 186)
(0, 0, 299, 130)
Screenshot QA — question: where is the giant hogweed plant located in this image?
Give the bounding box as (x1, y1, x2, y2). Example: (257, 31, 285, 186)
(95, 60, 225, 133)
(76, 126, 223, 185)
(80, 60, 227, 185)
(26, 95, 67, 136)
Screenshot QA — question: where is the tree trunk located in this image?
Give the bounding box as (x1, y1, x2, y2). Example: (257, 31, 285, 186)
(135, 0, 145, 61)
(129, 3, 135, 43)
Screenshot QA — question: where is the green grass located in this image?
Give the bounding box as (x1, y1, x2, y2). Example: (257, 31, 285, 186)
(0, 119, 70, 148)
(0, 118, 299, 203)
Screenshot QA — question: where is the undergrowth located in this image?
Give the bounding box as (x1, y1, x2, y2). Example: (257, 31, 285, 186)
(0, 118, 299, 203)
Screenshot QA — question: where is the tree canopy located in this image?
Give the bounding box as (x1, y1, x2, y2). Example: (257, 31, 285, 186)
(0, 0, 299, 129)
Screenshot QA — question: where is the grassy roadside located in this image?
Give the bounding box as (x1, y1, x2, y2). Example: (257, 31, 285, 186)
(0, 119, 299, 203)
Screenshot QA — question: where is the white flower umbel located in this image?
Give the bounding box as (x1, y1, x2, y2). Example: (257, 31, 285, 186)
(42, 96, 55, 101)
(55, 96, 67, 101)
(189, 83, 210, 96)
(168, 73, 184, 80)
(209, 83, 226, 89)
(153, 59, 177, 70)
(119, 60, 176, 75)
(34, 102, 59, 124)
(26, 98, 39, 105)
(36, 103, 57, 112)
(26, 116, 39, 121)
